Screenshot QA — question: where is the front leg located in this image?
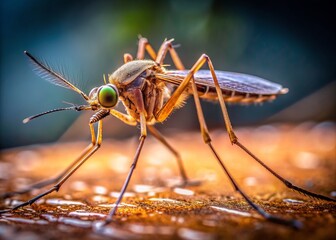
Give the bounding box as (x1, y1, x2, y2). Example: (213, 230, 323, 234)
(104, 89, 147, 224)
(0, 120, 104, 214)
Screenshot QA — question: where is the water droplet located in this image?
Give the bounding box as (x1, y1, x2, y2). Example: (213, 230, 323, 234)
(293, 152, 320, 169)
(46, 198, 86, 206)
(93, 186, 108, 195)
(41, 214, 58, 222)
(5, 199, 24, 207)
(92, 195, 109, 203)
(58, 217, 91, 228)
(69, 210, 106, 218)
(243, 177, 258, 186)
(110, 191, 135, 198)
(173, 188, 194, 196)
(211, 206, 252, 217)
(283, 198, 304, 204)
(3, 217, 48, 225)
(177, 217, 185, 223)
(70, 181, 88, 192)
(133, 184, 154, 193)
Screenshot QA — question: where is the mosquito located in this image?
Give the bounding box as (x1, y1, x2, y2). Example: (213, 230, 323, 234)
(1, 37, 334, 229)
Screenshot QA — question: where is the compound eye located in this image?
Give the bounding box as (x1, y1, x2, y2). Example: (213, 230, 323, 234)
(98, 84, 118, 108)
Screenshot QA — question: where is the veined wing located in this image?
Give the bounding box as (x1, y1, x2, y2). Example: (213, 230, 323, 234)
(156, 70, 286, 95)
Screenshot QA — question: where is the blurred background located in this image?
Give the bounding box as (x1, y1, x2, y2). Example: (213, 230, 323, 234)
(1, 0, 335, 149)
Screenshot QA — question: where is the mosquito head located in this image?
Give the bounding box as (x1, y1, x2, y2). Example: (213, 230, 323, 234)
(88, 83, 119, 109)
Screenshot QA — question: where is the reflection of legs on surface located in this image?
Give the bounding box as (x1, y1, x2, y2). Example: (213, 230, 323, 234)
(104, 113, 147, 224)
(0, 121, 103, 214)
(148, 125, 189, 184)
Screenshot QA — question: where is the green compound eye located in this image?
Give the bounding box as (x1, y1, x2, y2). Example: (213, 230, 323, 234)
(98, 85, 118, 108)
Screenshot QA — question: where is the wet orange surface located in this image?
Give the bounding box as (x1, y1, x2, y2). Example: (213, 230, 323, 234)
(0, 123, 336, 239)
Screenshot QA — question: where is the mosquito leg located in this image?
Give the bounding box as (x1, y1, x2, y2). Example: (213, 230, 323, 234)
(156, 54, 208, 122)
(0, 121, 103, 214)
(1, 124, 99, 199)
(147, 125, 189, 185)
(157, 51, 334, 200)
(198, 56, 336, 202)
(109, 109, 137, 126)
(190, 67, 301, 228)
(155, 38, 185, 70)
(136, 37, 157, 60)
(104, 112, 147, 224)
(156, 54, 303, 228)
(136, 37, 185, 71)
(123, 37, 157, 63)
(123, 53, 133, 63)
(207, 143, 302, 229)
(235, 142, 335, 201)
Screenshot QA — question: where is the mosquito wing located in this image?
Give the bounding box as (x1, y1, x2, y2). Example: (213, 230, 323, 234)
(156, 70, 286, 95)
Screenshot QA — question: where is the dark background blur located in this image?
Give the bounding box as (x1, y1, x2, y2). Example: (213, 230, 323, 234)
(1, 0, 335, 149)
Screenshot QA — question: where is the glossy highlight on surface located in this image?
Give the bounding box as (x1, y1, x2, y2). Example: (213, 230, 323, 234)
(0, 123, 336, 240)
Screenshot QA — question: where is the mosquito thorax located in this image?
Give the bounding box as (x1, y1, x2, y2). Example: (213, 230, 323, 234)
(109, 60, 158, 86)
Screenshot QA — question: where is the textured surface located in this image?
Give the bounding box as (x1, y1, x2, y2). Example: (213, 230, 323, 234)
(0, 123, 335, 239)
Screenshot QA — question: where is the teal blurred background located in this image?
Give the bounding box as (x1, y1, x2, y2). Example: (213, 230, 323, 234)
(1, 0, 335, 148)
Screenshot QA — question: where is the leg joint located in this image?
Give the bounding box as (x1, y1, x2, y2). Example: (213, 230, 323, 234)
(138, 37, 149, 45)
(53, 185, 60, 192)
(201, 54, 209, 60)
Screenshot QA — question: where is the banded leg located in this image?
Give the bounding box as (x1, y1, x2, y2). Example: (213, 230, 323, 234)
(104, 89, 147, 224)
(0, 121, 103, 214)
(147, 125, 189, 184)
(1, 124, 99, 199)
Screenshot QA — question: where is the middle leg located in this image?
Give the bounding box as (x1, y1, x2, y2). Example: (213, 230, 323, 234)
(104, 89, 148, 224)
